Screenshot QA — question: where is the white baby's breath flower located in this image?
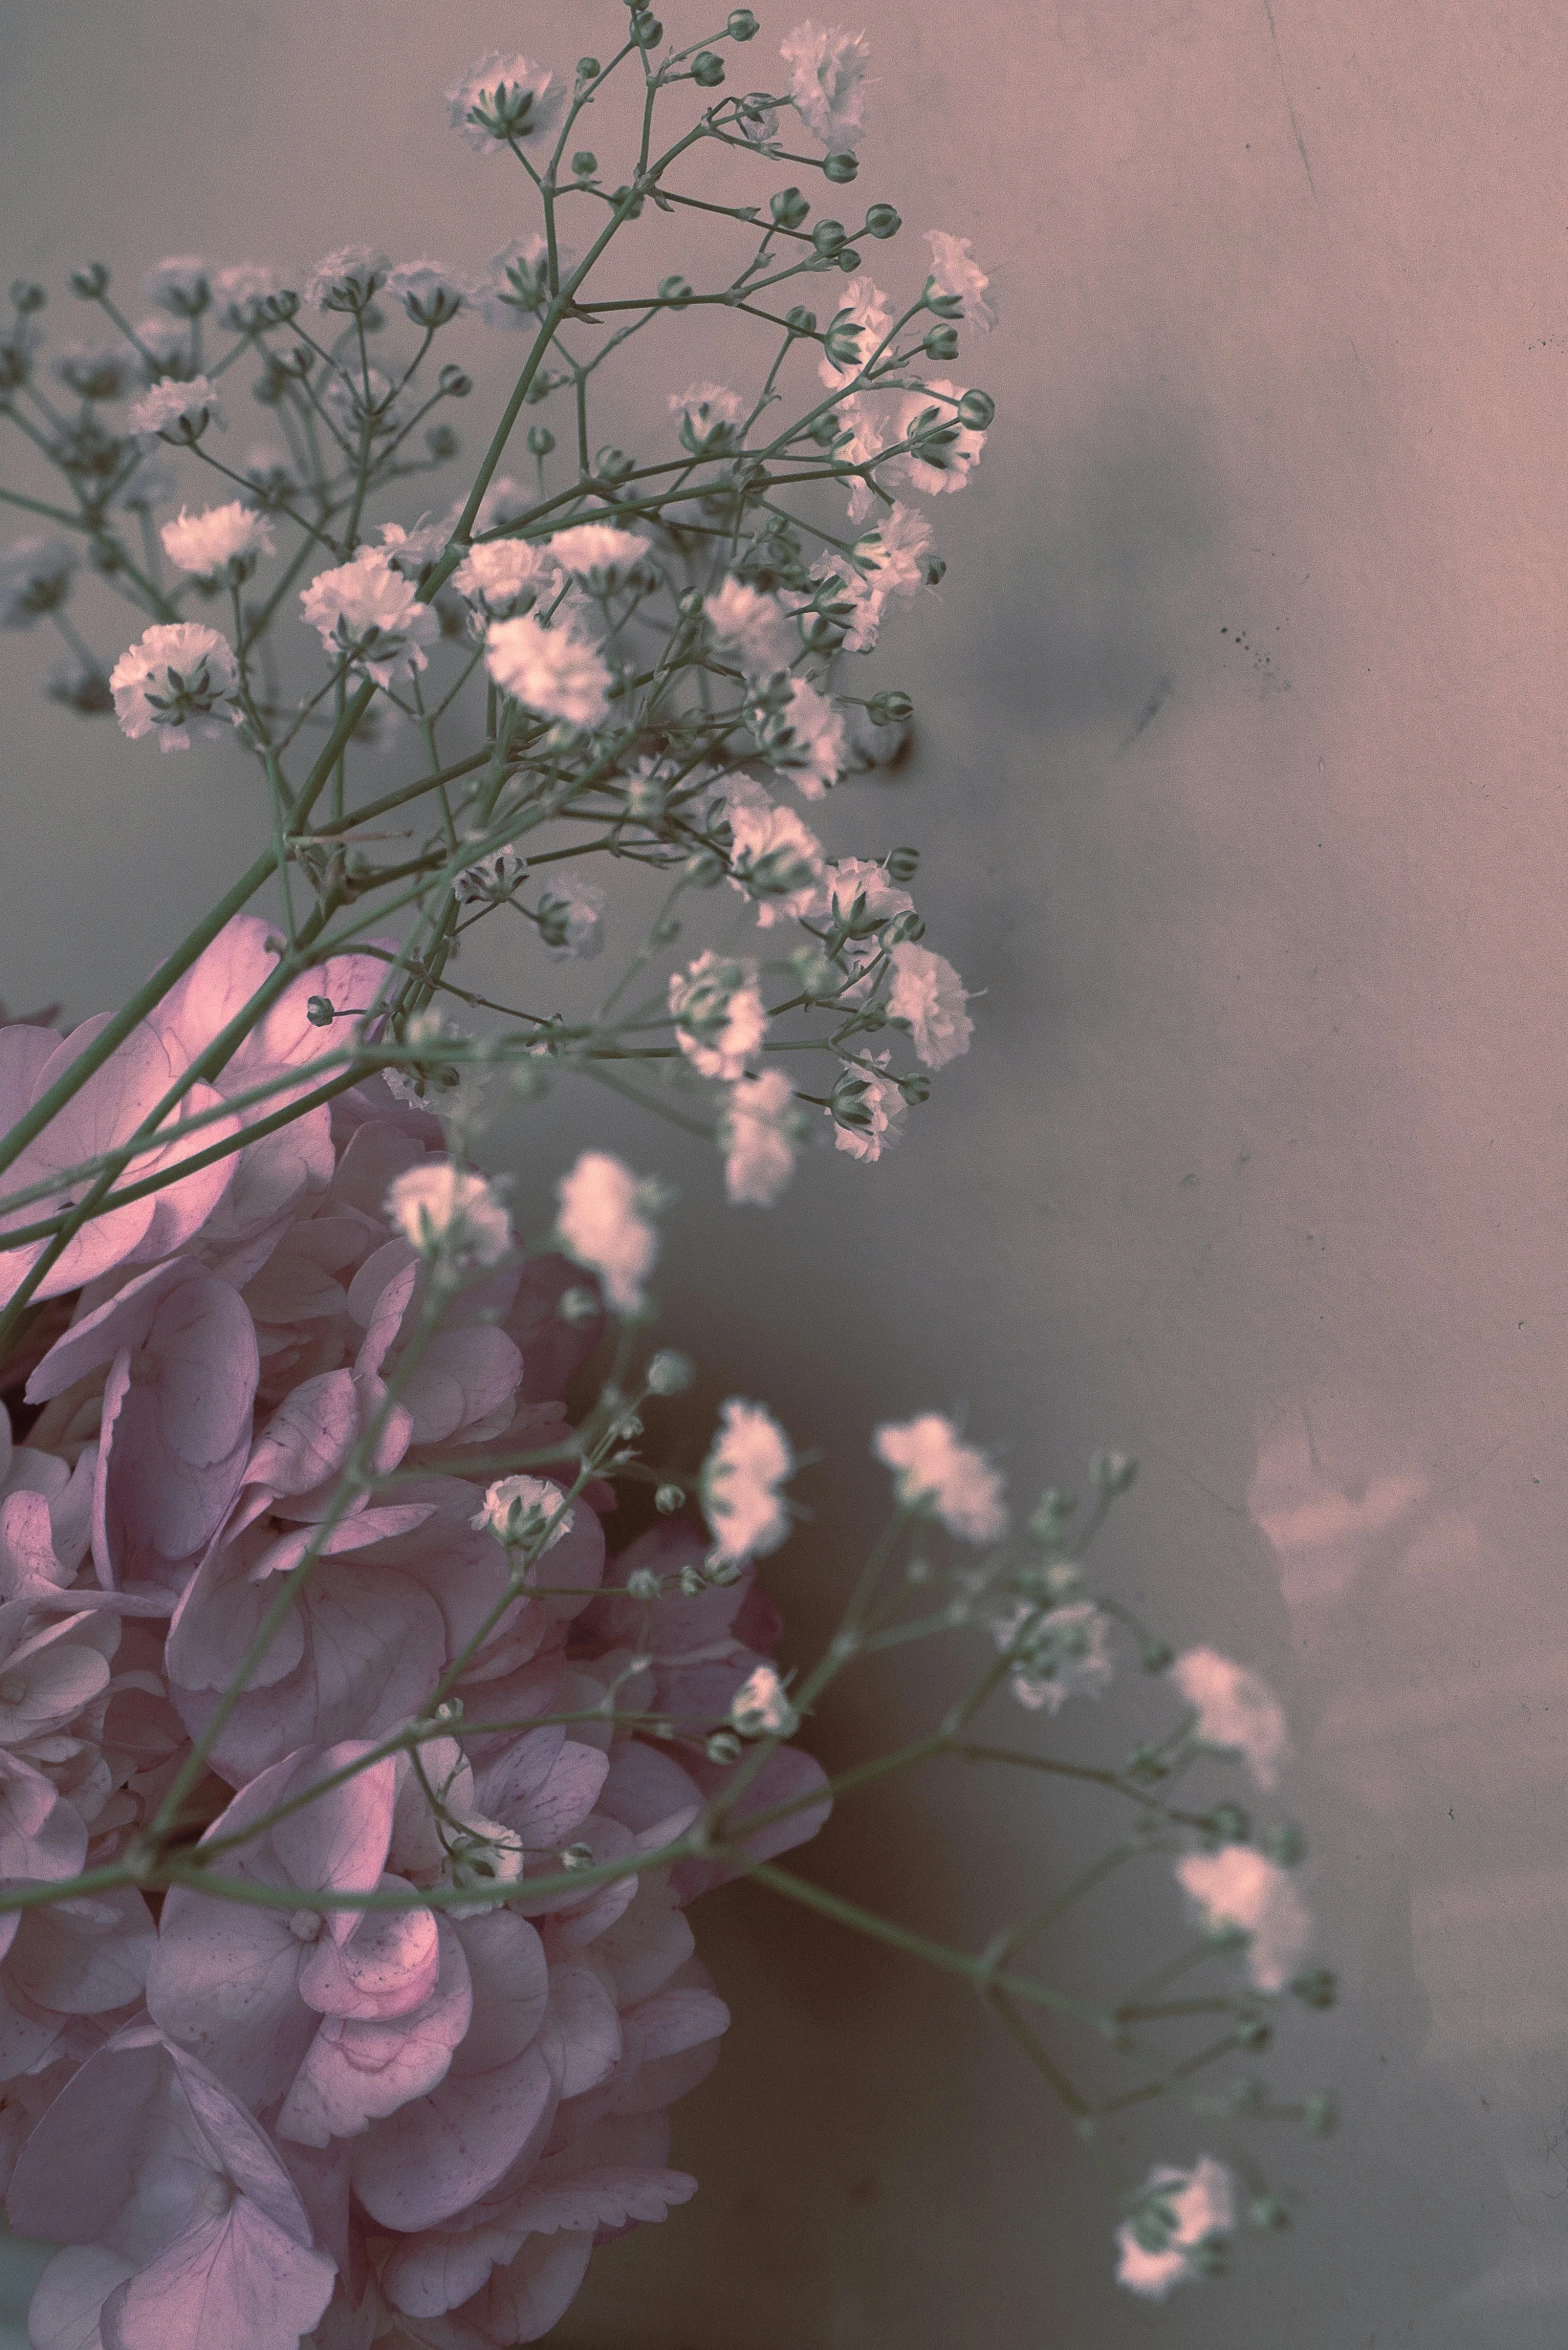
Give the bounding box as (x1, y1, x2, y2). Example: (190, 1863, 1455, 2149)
(670, 381, 745, 453)
(546, 524, 653, 593)
(722, 1068, 802, 1207)
(447, 52, 566, 154)
(716, 779, 827, 927)
(705, 576, 798, 682)
(994, 1598, 1115, 1713)
(108, 621, 241, 752)
(0, 537, 78, 629)
(1115, 2157, 1236, 2301)
(127, 374, 225, 444)
(452, 538, 553, 620)
(474, 236, 563, 331)
(887, 942, 973, 1068)
(669, 951, 768, 1082)
(129, 314, 194, 384)
(556, 1151, 660, 1314)
(385, 1161, 511, 1266)
(1171, 1648, 1290, 1790)
(730, 1663, 800, 1738)
(378, 509, 460, 577)
(873, 1413, 1008, 1543)
(242, 447, 300, 503)
(320, 366, 406, 446)
(755, 676, 845, 799)
(818, 276, 894, 390)
(537, 875, 606, 961)
(832, 391, 895, 523)
(300, 547, 439, 687)
(703, 1400, 794, 1563)
(385, 259, 473, 328)
(780, 21, 872, 150)
(160, 501, 275, 583)
(454, 844, 525, 908)
(923, 231, 997, 335)
(829, 1054, 905, 1162)
(826, 855, 914, 936)
(143, 255, 214, 317)
(302, 246, 389, 314)
(212, 263, 291, 332)
(1174, 1847, 1311, 1994)
(486, 613, 610, 728)
(471, 1475, 574, 1551)
(897, 378, 987, 496)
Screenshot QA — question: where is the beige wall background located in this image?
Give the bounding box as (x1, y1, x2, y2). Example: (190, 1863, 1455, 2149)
(4, 1, 1568, 2341)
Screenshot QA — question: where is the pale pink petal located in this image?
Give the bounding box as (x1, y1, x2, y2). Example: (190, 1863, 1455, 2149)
(5, 1889, 155, 2017)
(278, 1922, 472, 2147)
(351, 2039, 558, 2232)
(243, 1370, 359, 1497)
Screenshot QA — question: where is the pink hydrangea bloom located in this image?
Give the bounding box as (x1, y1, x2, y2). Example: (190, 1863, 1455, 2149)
(0, 916, 827, 2346)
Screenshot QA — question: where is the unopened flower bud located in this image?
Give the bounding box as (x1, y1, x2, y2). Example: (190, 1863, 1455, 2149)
(658, 274, 694, 308)
(923, 324, 960, 360)
(865, 204, 901, 239)
(1291, 1967, 1337, 2009)
(1140, 1639, 1174, 1673)
(572, 149, 599, 178)
(692, 49, 726, 85)
(727, 7, 759, 36)
(630, 11, 664, 47)
(705, 1554, 744, 1587)
(834, 247, 862, 271)
(706, 1728, 744, 1765)
(1265, 1823, 1306, 1867)
(70, 263, 111, 300)
(561, 1841, 595, 1870)
(866, 688, 913, 725)
(1090, 1447, 1138, 1496)
(812, 220, 848, 257)
(595, 445, 635, 480)
(526, 424, 556, 457)
(885, 908, 924, 944)
(924, 555, 947, 586)
(557, 1285, 600, 1325)
(958, 388, 996, 430)
(577, 57, 601, 81)
(625, 1567, 663, 1602)
(427, 423, 459, 460)
(677, 1561, 706, 1593)
(884, 845, 920, 884)
(1205, 1802, 1250, 1845)
(10, 280, 45, 313)
(646, 1349, 693, 1396)
(1249, 2194, 1291, 2232)
(438, 364, 472, 398)
(305, 994, 335, 1027)
(771, 186, 812, 230)
(1233, 2016, 1272, 2051)
(786, 304, 818, 334)
(898, 1071, 932, 1105)
(822, 151, 859, 183)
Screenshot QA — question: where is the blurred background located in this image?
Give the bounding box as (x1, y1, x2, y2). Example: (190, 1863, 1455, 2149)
(5, 1, 1568, 2341)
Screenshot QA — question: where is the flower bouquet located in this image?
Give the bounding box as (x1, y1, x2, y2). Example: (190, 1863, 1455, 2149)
(0, 10, 1337, 2343)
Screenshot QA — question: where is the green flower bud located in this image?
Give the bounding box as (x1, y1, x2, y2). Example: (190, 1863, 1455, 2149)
(1204, 1801, 1250, 1845)
(866, 688, 913, 725)
(577, 56, 602, 80)
(811, 219, 847, 256)
(305, 995, 336, 1028)
(646, 1349, 693, 1395)
(785, 303, 818, 334)
(625, 1567, 663, 1602)
(865, 204, 901, 239)
(426, 424, 459, 460)
(898, 1071, 932, 1106)
(923, 324, 960, 361)
(884, 845, 920, 884)
(658, 274, 694, 308)
(70, 263, 111, 300)
(727, 7, 760, 36)
(835, 247, 863, 272)
(595, 445, 635, 480)
(572, 150, 599, 177)
(1089, 1447, 1138, 1496)
(659, 1485, 689, 1518)
(10, 281, 45, 314)
(630, 11, 664, 47)
(1139, 1639, 1174, 1673)
(705, 1555, 745, 1587)
(707, 1728, 744, 1765)
(611, 185, 646, 219)
(1248, 2195, 1291, 2233)
(958, 388, 996, 430)
(557, 1285, 600, 1325)
(822, 151, 859, 183)
(561, 1841, 595, 1870)
(1265, 1822, 1307, 1866)
(438, 364, 472, 398)
(924, 554, 947, 586)
(526, 425, 555, 458)
(692, 48, 726, 86)
(1233, 2016, 1272, 2051)
(1291, 1967, 1337, 2010)
(771, 185, 811, 230)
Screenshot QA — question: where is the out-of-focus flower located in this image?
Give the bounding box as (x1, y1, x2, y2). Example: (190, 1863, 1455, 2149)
(556, 1150, 661, 1313)
(669, 951, 768, 1082)
(52, 341, 134, 402)
(670, 381, 745, 454)
(703, 1400, 794, 1563)
(780, 21, 872, 149)
(730, 1662, 799, 1737)
(873, 1412, 1008, 1542)
(485, 612, 611, 728)
(705, 576, 798, 681)
(452, 538, 554, 620)
(127, 374, 225, 443)
(474, 235, 565, 331)
(109, 621, 242, 751)
(1171, 1647, 1289, 1789)
(385, 259, 473, 329)
(923, 230, 997, 334)
(160, 501, 275, 584)
(386, 1160, 512, 1266)
(1174, 1847, 1311, 1993)
(887, 942, 972, 1068)
(212, 262, 292, 331)
(1115, 2156, 1236, 2300)
(300, 547, 440, 687)
(472, 1475, 574, 1551)
(722, 1069, 802, 1206)
(447, 51, 567, 154)
(143, 254, 214, 317)
(302, 245, 389, 314)
(993, 1598, 1115, 1713)
(537, 874, 606, 960)
(0, 538, 78, 630)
